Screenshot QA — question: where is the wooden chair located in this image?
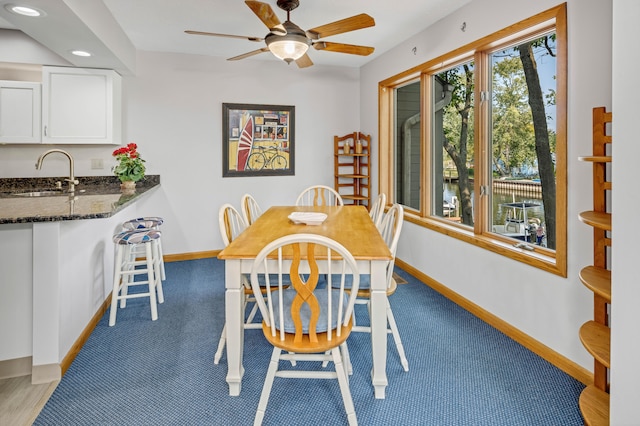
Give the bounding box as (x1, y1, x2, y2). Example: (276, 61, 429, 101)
(215, 203, 292, 365)
(218, 203, 247, 246)
(241, 193, 263, 225)
(333, 203, 409, 372)
(250, 234, 360, 426)
(295, 184, 344, 206)
(369, 193, 387, 229)
(214, 204, 254, 364)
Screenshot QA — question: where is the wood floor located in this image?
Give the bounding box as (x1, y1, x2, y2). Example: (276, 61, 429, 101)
(0, 376, 57, 426)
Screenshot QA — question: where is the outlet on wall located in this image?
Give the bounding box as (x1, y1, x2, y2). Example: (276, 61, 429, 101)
(91, 159, 104, 170)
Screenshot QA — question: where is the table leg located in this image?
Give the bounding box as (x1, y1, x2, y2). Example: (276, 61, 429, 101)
(369, 260, 389, 399)
(224, 260, 244, 396)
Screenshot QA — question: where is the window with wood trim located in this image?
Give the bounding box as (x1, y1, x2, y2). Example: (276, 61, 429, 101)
(379, 4, 567, 276)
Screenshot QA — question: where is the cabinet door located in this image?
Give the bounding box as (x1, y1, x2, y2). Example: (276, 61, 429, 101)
(42, 67, 122, 144)
(0, 81, 41, 143)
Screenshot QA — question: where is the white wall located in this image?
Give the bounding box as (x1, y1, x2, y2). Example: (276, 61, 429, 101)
(360, 0, 612, 373)
(125, 52, 361, 254)
(610, 1, 640, 423)
(0, 223, 32, 360)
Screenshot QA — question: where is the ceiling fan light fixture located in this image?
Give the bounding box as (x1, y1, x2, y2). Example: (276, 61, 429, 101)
(266, 33, 309, 63)
(188, 2, 375, 67)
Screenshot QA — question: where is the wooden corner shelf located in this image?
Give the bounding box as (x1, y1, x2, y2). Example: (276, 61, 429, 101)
(579, 266, 611, 302)
(578, 211, 611, 231)
(578, 155, 612, 163)
(579, 385, 610, 426)
(577, 106, 612, 424)
(579, 321, 611, 367)
(337, 174, 368, 179)
(334, 132, 371, 209)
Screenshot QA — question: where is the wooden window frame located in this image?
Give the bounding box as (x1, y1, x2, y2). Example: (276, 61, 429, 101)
(378, 4, 567, 276)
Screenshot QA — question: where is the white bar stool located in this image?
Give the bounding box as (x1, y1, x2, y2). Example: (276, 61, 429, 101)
(122, 217, 166, 280)
(109, 228, 164, 326)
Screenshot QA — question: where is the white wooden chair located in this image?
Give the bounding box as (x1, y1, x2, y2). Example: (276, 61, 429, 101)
(333, 203, 409, 372)
(215, 203, 292, 365)
(369, 193, 387, 229)
(218, 203, 247, 246)
(250, 234, 360, 426)
(241, 193, 263, 225)
(295, 185, 344, 206)
(214, 204, 254, 364)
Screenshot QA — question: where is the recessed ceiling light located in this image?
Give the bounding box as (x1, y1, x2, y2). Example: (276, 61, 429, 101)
(71, 50, 92, 57)
(5, 4, 45, 17)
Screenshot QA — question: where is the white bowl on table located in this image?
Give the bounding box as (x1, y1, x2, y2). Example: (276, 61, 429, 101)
(287, 212, 328, 226)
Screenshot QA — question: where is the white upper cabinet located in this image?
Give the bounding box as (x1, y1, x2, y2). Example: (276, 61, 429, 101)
(42, 66, 122, 144)
(0, 81, 41, 144)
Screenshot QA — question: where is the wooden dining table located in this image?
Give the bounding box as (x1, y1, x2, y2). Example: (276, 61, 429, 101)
(217, 205, 393, 399)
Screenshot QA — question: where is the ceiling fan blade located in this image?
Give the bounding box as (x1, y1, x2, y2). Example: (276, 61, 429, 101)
(313, 41, 374, 56)
(228, 47, 270, 61)
(295, 54, 314, 68)
(306, 14, 375, 40)
(245, 1, 287, 35)
(185, 30, 263, 42)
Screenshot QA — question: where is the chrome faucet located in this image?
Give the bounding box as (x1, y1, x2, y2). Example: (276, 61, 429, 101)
(35, 149, 79, 193)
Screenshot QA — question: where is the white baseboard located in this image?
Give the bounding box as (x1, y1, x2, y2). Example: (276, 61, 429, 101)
(0, 356, 32, 379)
(31, 364, 61, 384)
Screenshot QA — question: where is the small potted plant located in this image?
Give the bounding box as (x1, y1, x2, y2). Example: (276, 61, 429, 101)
(112, 143, 145, 192)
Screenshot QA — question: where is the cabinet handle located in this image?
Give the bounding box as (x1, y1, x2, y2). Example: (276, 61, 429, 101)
(44, 125, 47, 136)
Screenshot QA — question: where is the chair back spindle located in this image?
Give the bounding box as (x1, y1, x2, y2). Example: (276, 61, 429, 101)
(379, 203, 404, 286)
(219, 203, 247, 246)
(241, 193, 263, 225)
(295, 185, 344, 207)
(370, 193, 387, 228)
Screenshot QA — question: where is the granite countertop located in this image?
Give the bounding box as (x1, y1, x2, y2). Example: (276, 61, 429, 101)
(0, 175, 160, 224)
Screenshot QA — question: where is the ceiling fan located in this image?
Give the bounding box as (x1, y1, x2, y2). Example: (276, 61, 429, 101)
(185, 0, 375, 68)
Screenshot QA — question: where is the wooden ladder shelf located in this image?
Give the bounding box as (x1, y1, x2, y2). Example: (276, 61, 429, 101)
(577, 106, 612, 425)
(334, 132, 371, 209)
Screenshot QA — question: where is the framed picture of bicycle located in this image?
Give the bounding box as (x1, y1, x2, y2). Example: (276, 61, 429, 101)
(222, 102, 295, 177)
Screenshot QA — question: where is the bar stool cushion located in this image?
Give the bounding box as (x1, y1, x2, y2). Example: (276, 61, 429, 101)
(113, 229, 161, 245)
(122, 217, 164, 230)
(122, 217, 167, 282)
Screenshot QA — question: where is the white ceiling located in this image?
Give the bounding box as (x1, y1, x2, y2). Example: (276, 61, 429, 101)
(0, 0, 471, 73)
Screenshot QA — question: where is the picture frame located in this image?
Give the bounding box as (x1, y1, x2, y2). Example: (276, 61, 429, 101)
(222, 103, 295, 177)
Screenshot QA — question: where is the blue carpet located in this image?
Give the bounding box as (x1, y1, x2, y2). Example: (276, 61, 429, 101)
(34, 258, 584, 425)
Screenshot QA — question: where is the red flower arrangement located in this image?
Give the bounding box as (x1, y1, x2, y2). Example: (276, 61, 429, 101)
(112, 143, 146, 182)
